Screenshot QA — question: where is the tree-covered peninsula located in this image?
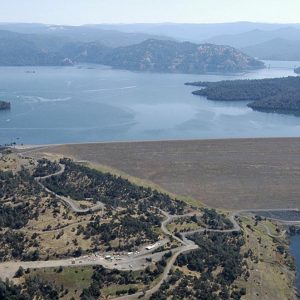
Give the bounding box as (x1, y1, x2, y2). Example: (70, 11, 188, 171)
(186, 76, 300, 114)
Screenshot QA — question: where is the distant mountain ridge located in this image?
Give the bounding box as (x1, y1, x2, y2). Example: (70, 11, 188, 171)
(0, 23, 172, 48)
(0, 30, 264, 73)
(2, 22, 300, 61)
(204, 27, 300, 61)
(243, 38, 300, 61)
(90, 22, 300, 43)
(205, 27, 300, 48)
(0, 30, 68, 66)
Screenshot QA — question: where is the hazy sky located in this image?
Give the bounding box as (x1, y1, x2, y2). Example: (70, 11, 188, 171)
(1, 0, 300, 25)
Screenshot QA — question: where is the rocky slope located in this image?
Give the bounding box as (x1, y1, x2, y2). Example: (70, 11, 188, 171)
(102, 39, 264, 73)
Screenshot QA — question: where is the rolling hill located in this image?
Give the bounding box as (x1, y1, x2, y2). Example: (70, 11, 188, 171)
(205, 27, 300, 48)
(0, 30, 68, 66)
(242, 39, 300, 61)
(0, 23, 171, 48)
(92, 22, 300, 43)
(0, 31, 264, 73)
(204, 27, 300, 61)
(101, 39, 264, 73)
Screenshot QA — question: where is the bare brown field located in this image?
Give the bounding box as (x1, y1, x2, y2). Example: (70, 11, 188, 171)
(31, 138, 300, 210)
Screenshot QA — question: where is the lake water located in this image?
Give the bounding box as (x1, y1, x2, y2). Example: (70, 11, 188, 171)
(0, 60, 300, 145)
(290, 235, 300, 296)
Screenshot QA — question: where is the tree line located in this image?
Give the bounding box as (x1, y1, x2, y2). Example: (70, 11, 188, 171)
(187, 76, 300, 114)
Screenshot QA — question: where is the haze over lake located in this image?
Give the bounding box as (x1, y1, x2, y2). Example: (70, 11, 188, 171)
(0, 61, 300, 145)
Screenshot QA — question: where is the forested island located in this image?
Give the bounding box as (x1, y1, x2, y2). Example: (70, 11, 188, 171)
(0, 101, 10, 110)
(186, 76, 300, 114)
(295, 67, 300, 74)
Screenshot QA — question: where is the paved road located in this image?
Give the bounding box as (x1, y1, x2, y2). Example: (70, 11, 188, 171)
(111, 208, 300, 300)
(234, 208, 300, 225)
(0, 205, 297, 299)
(35, 163, 105, 214)
(110, 209, 242, 300)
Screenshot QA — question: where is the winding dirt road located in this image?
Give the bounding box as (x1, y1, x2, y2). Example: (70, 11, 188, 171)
(35, 163, 105, 213)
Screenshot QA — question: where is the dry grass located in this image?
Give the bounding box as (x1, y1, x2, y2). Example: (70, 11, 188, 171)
(25, 266, 93, 300)
(236, 215, 295, 300)
(32, 138, 300, 210)
(166, 220, 202, 233)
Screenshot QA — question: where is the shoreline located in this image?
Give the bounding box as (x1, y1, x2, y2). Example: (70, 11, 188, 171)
(288, 232, 300, 299)
(11, 136, 300, 150)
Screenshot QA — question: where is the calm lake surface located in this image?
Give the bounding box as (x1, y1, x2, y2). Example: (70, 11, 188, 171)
(290, 235, 300, 295)
(0, 60, 300, 145)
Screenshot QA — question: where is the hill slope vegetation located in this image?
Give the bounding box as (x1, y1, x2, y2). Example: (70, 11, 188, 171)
(0, 30, 264, 73)
(102, 39, 264, 73)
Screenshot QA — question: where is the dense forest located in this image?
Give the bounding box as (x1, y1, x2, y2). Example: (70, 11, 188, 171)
(150, 232, 246, 300)
(44, 159, 186, 215)
(33, 158, 61, 177)
(0, 168, 41, 229)
(0, 277, 59, 299)
(187, 76, 300, 114)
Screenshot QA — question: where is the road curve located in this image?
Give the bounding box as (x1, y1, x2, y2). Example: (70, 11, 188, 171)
(35, 163, 105, 214)
(111, 210, 241, 300)
(1, 206, 295, 299)
(112, 208, 300, 300)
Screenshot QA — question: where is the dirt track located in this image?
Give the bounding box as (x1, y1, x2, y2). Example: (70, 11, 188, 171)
(29, 137, 300, 210)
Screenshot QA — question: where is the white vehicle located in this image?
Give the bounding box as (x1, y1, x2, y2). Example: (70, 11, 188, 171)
(146, 244, 156, 250)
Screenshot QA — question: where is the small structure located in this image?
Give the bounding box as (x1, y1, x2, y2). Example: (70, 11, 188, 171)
(146, 243, 157, 250)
